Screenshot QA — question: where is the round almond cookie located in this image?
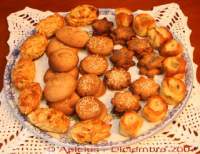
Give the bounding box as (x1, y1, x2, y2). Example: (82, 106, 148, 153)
(75, 96, 103, 120)
(12, 58, 35, 90)
(49, 48, 79, 72)
(36, 13, 65, 38)
(87, 36, 114, 55)
(44, 74, 77, 102)
(104, 67, 131, 90)
(56, 26, 89, 48)
(77, 74, 101, 97)
(20, 34, 48, 60)
(65, 5, 98, 27)
(80, 54, 108, 75)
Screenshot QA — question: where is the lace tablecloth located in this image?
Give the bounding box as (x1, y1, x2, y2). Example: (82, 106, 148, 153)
(0, 3, 200, 154)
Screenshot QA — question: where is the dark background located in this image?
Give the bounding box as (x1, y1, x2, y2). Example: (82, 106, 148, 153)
(0, 0, 200, 89)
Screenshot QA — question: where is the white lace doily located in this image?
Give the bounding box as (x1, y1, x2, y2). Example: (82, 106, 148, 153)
(1, 3, 200, 154)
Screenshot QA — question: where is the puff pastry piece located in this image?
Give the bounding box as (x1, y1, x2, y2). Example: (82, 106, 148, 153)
(18, 82, 42, 115)
(120, 111, 143, 137)
(160, 77, 186, 105)
(28, 108, 70, 133)
(70, 119, 111, 144)
(115, 8, 133, 27)
(143, 95, 168, 122)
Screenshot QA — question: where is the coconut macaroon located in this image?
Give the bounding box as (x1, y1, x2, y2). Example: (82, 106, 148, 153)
(112, 91, 141, 112)
(120, 111, 143, 137)
(115, 8, 133, 27)
(132, 13, 156, 37)
(160, 77, 186, 106)
(104, 67, 131, 90)
(20, 34, 48, 60)
(36, 13, 65, 38)
(143, 95, 168, 122)
(28, 108, 70, 133)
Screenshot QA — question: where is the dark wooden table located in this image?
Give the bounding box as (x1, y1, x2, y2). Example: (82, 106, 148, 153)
(0, 0, 200, 89)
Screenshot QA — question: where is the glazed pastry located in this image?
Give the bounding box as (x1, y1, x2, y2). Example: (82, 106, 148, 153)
(143, 95, 168, 122)
(12, 58, 35, 90)
(36, 13, 65, 38)
(120, 111, 143, 137)
(87, 36, 114, 55)
(28, 108, 69, 133)
(18, 82, 42, 115)
(20, 34, 48, 60)
(112, 91, 140, 112)
(115, 8, 133, 27)
(130, 77, 159, 100)
(70, 119, 111, 144)
(160, 77, 186, 105)
(104, 67, 131, 90)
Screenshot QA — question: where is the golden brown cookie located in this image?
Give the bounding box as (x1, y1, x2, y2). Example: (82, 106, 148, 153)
(65, 5, 98, 26)
(130, 77, 159, 100)
(56, 26, 89, 48)
(28, 108, 69, 133)
(44, 74, 77, 102)
(70, 119, 111, 144)
(112, 91, 140, 112)
(12, 58, 35, 90)
(76, 74, 101, 97)
(115, 8, 133, 27)
(80, 54, 108, 75)
(36, 13, 65, 38)
(75, 96, 103, 120)
(48, 93, 80, 115)
(46, 38, 78, 56)
(49, 48, 79, 72)
(160, 77, 186, 105)
(18, 82, 42, 115)
(20, 34, 48, 60)
(132, 13, 156, 37)
(120, 111, 143, 137)
(104, 67, 131, 90)
(143, 95, 168, 122)
(87, 36, 114, 55)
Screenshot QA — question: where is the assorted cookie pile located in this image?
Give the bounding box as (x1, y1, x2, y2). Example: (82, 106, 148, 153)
(11, 4, 187, 144)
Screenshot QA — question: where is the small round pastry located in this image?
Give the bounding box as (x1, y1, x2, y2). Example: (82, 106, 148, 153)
(44, 67, 79, 82)
(160, 39, 183, 57)
(18, 82, 42, 115)
(48, 93, 80, 115)
(143, 95, 168, 122)
(75, 96, 103, 120)
(163, 56, 186, 77)
(44, 74, 77, 102)
(104, 67, 131, 90)
(70, 119, 111, 144)
(130, 77, 159, 100)
(12, 58, 35, 90)
(20, 34, 48, 60)
(28, 108, 69, 133)
(110, 47, 134, 70)
(139, 66, 161, 78)
(80, 54, 108, 75)
(56, 26, 90, 48)
(111, 91, 140, 112)
(65, 5, 98, 27)
(111, 27, 135, 45)
(87, 36, 114, 55)
(95, 80, 106, 97)
(119, 111, 143, 137)
(46, 38, 78, 56)
(49, 48, 78, 72)
(127, 37, 153, 56)
(160, 77, 186, 105)
(76, 74, 101, 97)
(115, 8, 133, 27)
(133, 13, 156, 37)
(147, 26, 172, 48)
(36, 13, 65, 38)
(98, 103, 112, 123)
(92, 17, 113, 35)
